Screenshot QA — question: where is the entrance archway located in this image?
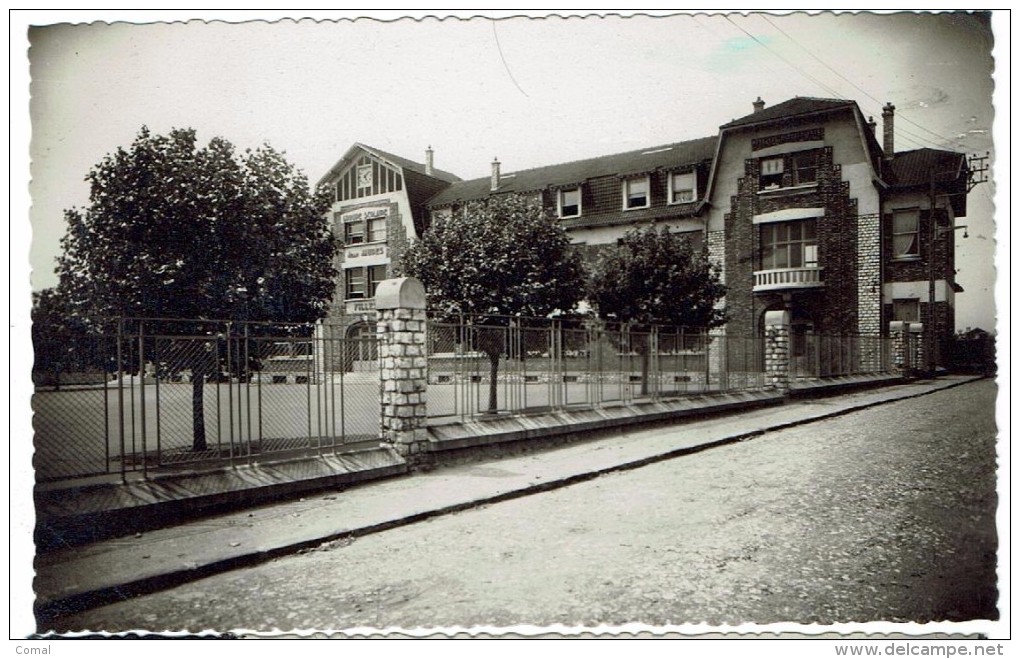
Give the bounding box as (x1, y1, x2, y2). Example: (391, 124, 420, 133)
(345, 321, 378, 372)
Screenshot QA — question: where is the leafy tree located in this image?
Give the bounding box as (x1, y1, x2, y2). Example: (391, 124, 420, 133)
(401, 193, 584, 412)
(55, 127, 338, 449)
(586, 225, 726, 392)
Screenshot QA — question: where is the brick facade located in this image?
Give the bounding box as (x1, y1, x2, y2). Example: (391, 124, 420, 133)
(724, 145, 860, 338)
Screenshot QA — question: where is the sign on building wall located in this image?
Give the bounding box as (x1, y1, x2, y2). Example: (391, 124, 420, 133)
(345, 299, 377, 315)
(345, 244, 389, 265)
(340, 206, 390, 224)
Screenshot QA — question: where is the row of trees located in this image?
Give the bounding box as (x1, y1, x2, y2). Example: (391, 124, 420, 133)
(35, 127, 727, 442)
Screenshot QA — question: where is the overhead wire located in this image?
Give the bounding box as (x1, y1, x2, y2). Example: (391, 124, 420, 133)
(757, 14, 953, 150)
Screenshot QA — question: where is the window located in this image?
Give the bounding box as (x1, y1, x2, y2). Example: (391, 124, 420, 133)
(344, 265, 387, 299)
(367, 264, 387, 297)
(623, 177, 649, 209)
(344, 220, 364, 245)
(892, 209, 920, 258)
(760, 157, 784, 190)
(893, 299, 920, 323)
(367, 217, 387, 243)
(344, 267, 365, 299)
(559, 187, 581, 218)
(760, 151, 820, 190)
(760, 220, 818, 270)
(670, 171, 697, 204)
(792, 152, 817, 185)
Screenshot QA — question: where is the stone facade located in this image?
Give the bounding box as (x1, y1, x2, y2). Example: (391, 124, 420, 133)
(376, 278, 431, 466)
(763, 310, 791, 390)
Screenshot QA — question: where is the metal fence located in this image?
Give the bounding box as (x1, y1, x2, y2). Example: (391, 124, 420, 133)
(32, 318, 380, 483)
(425, 316, 767, 421)
(790, 332, 893, 379)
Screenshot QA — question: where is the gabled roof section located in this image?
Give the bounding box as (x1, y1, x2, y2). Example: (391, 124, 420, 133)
(426, 136, 718, 208)
(721, 97, 857, 129)
(316, 142, 461, 187)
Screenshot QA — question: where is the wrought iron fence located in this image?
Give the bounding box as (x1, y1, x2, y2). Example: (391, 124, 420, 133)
(791, 332, 893, 379)
(32, 318, 380, 483)
(425, 315, 767, 421)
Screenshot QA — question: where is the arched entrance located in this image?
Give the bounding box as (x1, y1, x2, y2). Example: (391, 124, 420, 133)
(345, 321, 378, 372)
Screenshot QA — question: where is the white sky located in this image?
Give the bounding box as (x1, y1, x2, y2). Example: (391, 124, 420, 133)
(18, 10, 1004, 332)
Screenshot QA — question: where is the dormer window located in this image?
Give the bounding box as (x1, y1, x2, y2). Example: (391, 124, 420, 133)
(558, 187, 581, 218)
(623, 177, 650, 210)
(669, 171, 697, 204)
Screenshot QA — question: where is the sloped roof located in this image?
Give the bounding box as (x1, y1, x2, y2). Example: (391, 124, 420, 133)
(426, 135, 718, 207)
(317, 142, 462, 187)
(363, 144, 462, 183)
(722, 97, 857, 129)
(887, 148, 966, 187)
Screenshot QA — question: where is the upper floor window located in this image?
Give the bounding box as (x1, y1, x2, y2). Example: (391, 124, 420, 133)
(760, 220, 818, 270)
(343, 216, 387, 245)
(344, 219, 364, 245)
(558, 187, 581, 218)
(669, 171, 697, 204)
(892, 209, 920, 259)
(759, 151, 820, 191)
(344, 264, 388, 300)
(623, 177, 650, 210)
(760, 158, 784, 190)
(792, 152, 818, 185)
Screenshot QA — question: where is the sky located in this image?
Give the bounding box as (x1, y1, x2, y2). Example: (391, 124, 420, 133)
(17, 10, 1004, 332)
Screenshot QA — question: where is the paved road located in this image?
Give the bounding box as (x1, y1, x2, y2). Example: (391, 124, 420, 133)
(54, 379, 999, 631)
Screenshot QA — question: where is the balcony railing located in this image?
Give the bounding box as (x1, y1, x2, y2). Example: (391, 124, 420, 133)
(753, 266, 824, 292)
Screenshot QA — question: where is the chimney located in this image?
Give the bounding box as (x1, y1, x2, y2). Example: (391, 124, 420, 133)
(882, 102, 896, 157)
(753, 96, 765, 113)
(867, 115, 877, 135)
(491, 157, 501, 191)
(425, 145, 434, 176)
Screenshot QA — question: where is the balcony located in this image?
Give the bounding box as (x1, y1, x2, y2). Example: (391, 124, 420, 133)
(753, 267, 824, 292)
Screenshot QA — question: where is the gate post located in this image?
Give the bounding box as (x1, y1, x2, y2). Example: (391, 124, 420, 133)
(375, 277, 431, 466)
(763, 310, 791, 392)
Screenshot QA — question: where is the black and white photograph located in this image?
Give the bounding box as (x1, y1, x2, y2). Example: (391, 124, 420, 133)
(12, 9, 1008, 649)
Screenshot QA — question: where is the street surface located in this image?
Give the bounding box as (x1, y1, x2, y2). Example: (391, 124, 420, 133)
(52, 379, 998, 631)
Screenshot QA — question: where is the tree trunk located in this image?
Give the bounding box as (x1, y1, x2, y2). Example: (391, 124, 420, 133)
(192, 372, 207, 451)
(640, 348, 650, 396)
(487, 350, 500, 413)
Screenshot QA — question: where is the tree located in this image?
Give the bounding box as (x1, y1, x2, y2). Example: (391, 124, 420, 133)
(401, 194, 584, 412)
(55, 127, 338, 450)
(586, 225, 726, 393)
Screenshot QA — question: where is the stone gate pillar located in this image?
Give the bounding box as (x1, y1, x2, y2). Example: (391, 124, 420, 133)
(375, 277, 430, 465)
(763, 309, 791, 392)
(889, 320, 921, 376)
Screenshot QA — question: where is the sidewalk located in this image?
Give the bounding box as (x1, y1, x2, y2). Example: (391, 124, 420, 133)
(34, 375, 982, 625)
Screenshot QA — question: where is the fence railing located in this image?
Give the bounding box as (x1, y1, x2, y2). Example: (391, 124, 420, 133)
(32, 314, 897, 483)
(32, 319, 380, 483)
(425, 316, 767, 421)
(791, 332, 893, 379)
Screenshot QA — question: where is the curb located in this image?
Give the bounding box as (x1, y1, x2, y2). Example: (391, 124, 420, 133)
(34, 376, 983, 626)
